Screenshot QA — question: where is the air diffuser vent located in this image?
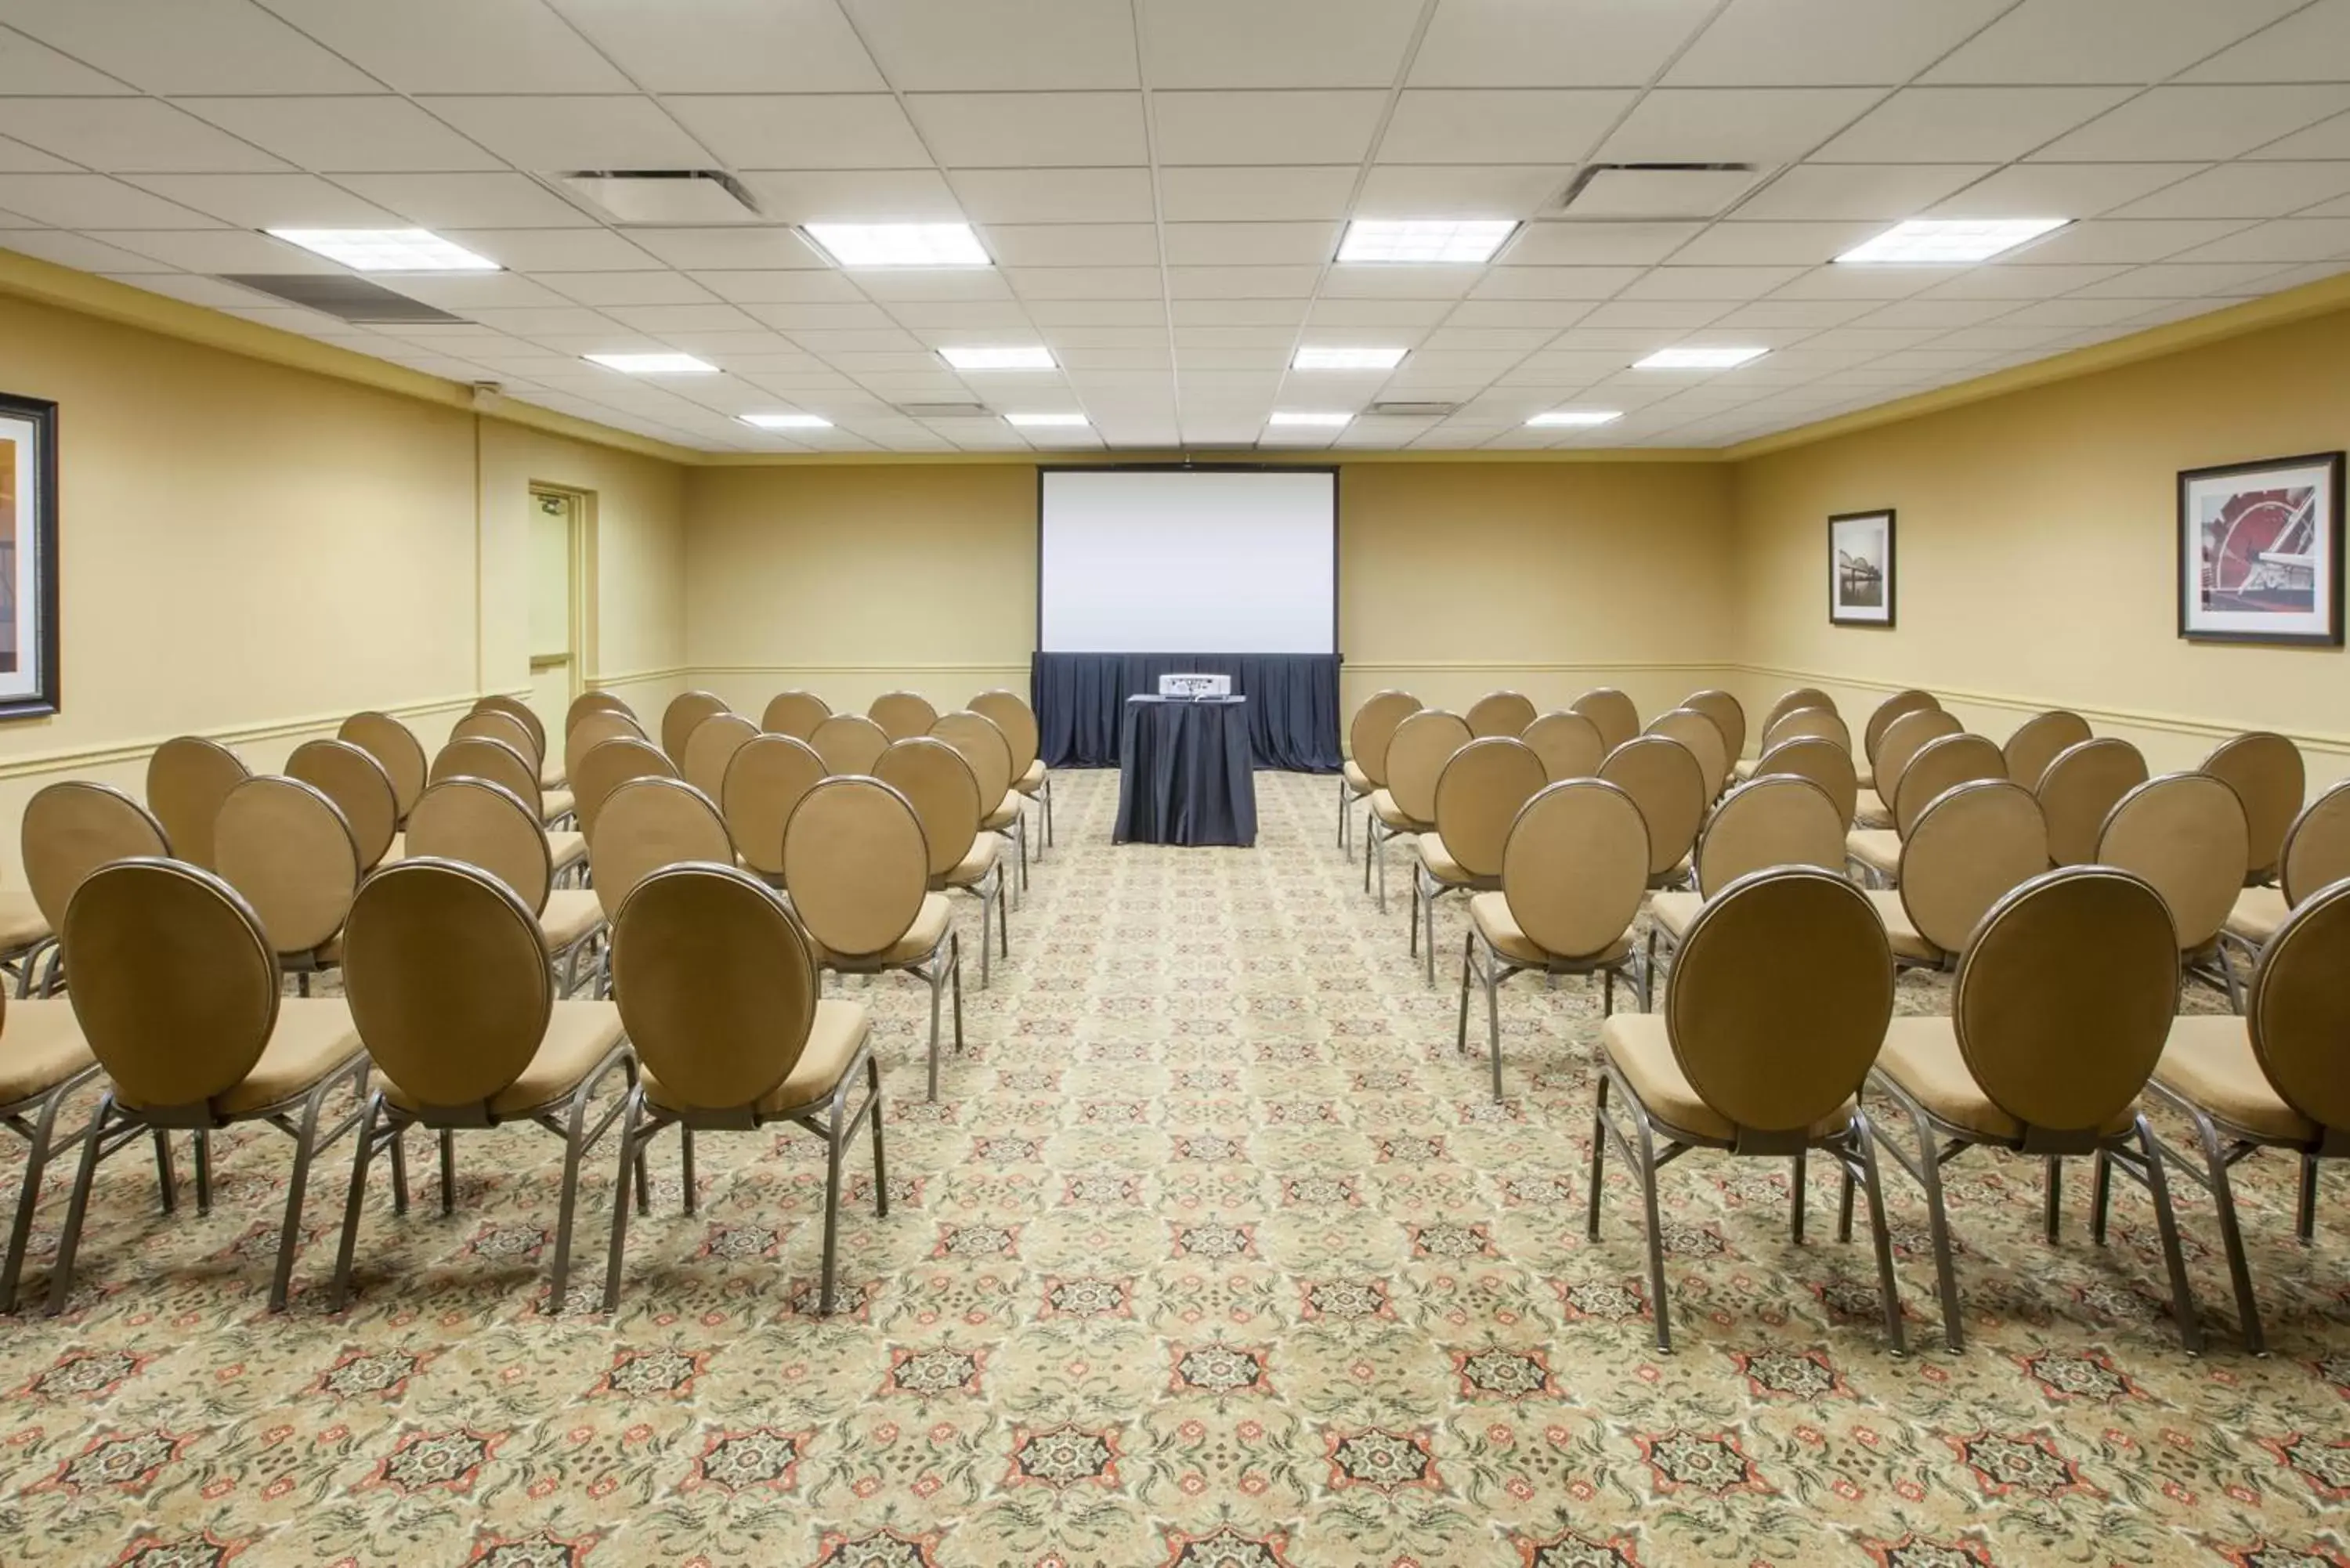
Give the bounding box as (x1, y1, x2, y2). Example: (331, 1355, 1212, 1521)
(897, 400, 993, 418)
(560, 170, 761, 225)
(1369, 399, 1459, 417)
(218, 274, 466, 323)
(1559, 164, 1764, 220)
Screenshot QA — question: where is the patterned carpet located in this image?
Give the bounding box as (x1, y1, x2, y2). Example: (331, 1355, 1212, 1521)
(0, 768, 2345, 1568)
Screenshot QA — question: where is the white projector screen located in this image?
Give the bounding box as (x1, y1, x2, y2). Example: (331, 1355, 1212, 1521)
(1038, 469, 1337, 653)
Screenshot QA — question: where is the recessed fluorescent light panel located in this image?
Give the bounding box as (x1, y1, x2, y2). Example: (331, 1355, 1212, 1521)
(1268, 411, 1351, 427)
(803, 222, 989, 268)
(1292, 345, 1407, 371)
(1837, 218, 2068, 265)
(266, 228, 498, 272)
(1337, 219, 1517, 265)
(1634, 346, 1767, 370)
(940, 345, 1056, 370)
(586, 352, 718, 374)
(1527, 410, 1623, 428)
(1005, 412, 1090, 428)
(740, 412, 831, 429)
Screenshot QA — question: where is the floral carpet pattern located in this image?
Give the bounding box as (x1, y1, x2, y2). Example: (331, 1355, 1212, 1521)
(1, 768, 2346, 1566)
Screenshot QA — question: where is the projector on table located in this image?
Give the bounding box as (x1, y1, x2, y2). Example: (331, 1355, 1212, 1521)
(1158, 673, 1232, 699)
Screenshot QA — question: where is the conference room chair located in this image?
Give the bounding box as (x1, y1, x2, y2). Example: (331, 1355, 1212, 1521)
(1459, 779, 1650, 1100)
(1760, 686, 1837, 738)
(1856, 706, 1961, 830)
(338, 711, 428, 828)
(971, 689, 1052, 855)
(566, 690, 634, 733)
(783, 777, 964, 1103)
(569, 735, 678, 842)
(146, 734, 248, 870)
(18, 782, 171, 998)
(2147, 876, 2350, 1354)
(2095, 772, 2251, 1010)
(214, 775, 361, 992)
(1733, 706, 1852, 782)
(1861, 688, 1940, 778)
(2003, 709, 2092, 791)
(588, 775, 735, 927)
(1846, 731, 2006, 887)
(2203, 731, 2306, 888)
(1466, 689, 1537, 739)
(762, 689, 831, 741)
(1599, 735, 1706, 890)
(1591, 866, 1906, 1356)
(403, 779, 606, 999)
(432, 735, 586, 883)
(472, 694, 557, 789)
(0, 866, 52, 1002)
(1410, 736, 1547, 985)
(2221, 779, 2350, 961)
(877, 737, 1009, 987)
(1682, 688, 1746, 765)
(1862, 779, 2051, 973)
(457, 707, 574, 827)
(2037, 736, 2149, 866)
(602, 862, 886, 1317)
(661, 691, 732, 764)
(870, 690, 939, 743)
(721, 734, 826, 890)
(328, 858, 634, 1314)
(0, 983, 104, 1313)
(1336, 689, 1422, 853)
(47, 859, 369, 1316)
(810, 713, 891, 777)
(1571, 688, 1640, 754)
(1864, 866, 2201, 1353)
(564, 707, 648, 786)
(680, 711, 759, 804)
(1645, 774, 1846, 981)
(1749, 735, 1860, 829)
(1365, 709, 1470, 914)
(931, 710, 1029, 897)
(1645, 707, 1730, 801)
(285, 739, 400, 874)
(1520, 710, 1604, 784)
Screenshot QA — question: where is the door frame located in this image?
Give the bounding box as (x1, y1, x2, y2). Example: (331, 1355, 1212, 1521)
(529, 484, 595, 705)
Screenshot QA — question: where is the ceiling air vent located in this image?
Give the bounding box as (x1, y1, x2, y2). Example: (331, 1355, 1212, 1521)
(218, 273, 466, 323)
(1369, 399, 1459, 417)
(1559, 164, 1764, 220)
(560, 170, 761, 225)
(897, 400, 994, 418)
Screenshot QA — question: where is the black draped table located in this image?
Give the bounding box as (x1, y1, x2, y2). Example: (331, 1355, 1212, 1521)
(1113, 696, 1258, 847)
(1032, 652, 1341, 772)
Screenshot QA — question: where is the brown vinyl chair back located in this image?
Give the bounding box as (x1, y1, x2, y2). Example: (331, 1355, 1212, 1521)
(1864, 688, 1939, 765)
(1893, 732, 2006, 836)
(1954, 866, 2178, 1139)
(761, 689, 832, 740)
(1431, 737, 1548, 880)
(338, 711, 428, 825)
(451, 707, 540, 766)
(2281, 779, 2350, 906)
(342, 858, 552, 1113)
(809, 713, 890, 777)
(589, 775, 735, 922)
(566, 690, 633, 734)
(1646, 706, 1730, 799)
(2245, 879, 2350, 1133)
(472, 694, 547, 761)
(1693, 775, 1845, 896)
(571, 735, 678, 840)
(1754, 735, 1859, 829)
(146, 735, 248, 870)
(930, 711, 1015, 811)
(2204, 731, 2305, 885)
(1760, 705, 1850, 753)
(2037, 736, 2149, 866)
(1683, 688, 1746, 763)
(1384, 710, 1472, 825)
(783, 776, 930, 959)
(1669, 869, 1893, 1136)
(721, 734, 826, 880)
(403, 778, 553, 915)
(1762, 686, 1835, 734)
(1499, 779, 1650, 958)
(22, 782, 171, 930)
(970, 690, 1042, 779)
(1897, 780, 2051, 956)
(877, 737, 983, 879)
(1466, 690, 1537, 739)
(565, 708, 647, 782)
(2095, 771, 2249, 953)
(1520, 710, 1605, 782)
(612, 863, 822, 1111)
(1570, 687, 1639, 753)
(681, 712, 760, 803)
(1874, 706, 1961, 806)
(61, 860, 279, 1111)
(286, 739, 399, 871)
(2004, 710, 2091, 789)
(1347, 690, 1423, 787)
(869, 690, 939, 742)
(212, 775, 360, 957)
(1600, 735, 1705, 879)
(661, 690, 731, 764)
(431, 735, 541, 817)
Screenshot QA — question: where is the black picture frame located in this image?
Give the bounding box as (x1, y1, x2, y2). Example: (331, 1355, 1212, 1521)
(0, 392, 59, 721)
(2176, 450, 2345, 648)
(1828, 508, 1896, 629)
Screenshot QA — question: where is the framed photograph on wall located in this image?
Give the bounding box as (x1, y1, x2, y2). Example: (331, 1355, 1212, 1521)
(0, 393, 58, 720)
(2178, 452, 2344, 647)
(1828, 509, 1896, 627)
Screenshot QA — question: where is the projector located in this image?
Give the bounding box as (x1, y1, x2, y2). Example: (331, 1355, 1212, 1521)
(1159, 674, 1231, 699)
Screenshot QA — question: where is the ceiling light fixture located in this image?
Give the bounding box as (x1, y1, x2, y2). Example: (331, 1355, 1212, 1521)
(804, 222, 990, 268)
(1836, 217, 2069, 265)
(1336, 218, 1517, 265)
(1634, 346, 1767, 370)
(1292, 345, 1407, 370)
(1527, 410, 1623, 427)
(1268, 411, 1352, 428)
(585, 352, 719, 374)
(266, 228, 499, 272)
(940, 345, 1056, 370)
(1005, 412, 1090, 428)
(740, 412, 832, 429)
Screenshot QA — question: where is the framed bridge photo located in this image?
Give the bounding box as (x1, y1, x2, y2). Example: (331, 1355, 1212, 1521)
(2178, 451, 2344, 648)
(1828, 509, 1896, 628)
(0, 392, 59, 720)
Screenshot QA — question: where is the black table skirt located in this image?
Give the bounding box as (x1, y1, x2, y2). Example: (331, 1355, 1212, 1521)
(1032, 652, 1340, 771)
(1113, 697, 1258, 847)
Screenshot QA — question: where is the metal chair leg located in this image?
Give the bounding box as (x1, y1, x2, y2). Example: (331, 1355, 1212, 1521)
(1454, 930, 1474, 1054)
(1629, 1107, 1672, 1353)
(2042, 1154, 2063, 1243)
(0, 1081, 84, 1315)
(1789, 1150, 1806, 1244)
(2089, 1150, 2113, 1244)
(439, 1129, 457, 1216)
(266, 1071, 351, 1313)
(153, 1128, 177, 1216)
(1585, 1071, 1609, 1240)
(950, 933, 965, 1056)
(925, 958, 945, 1103)
(602, 1093, 645, 1314)
(866, 1053, 889, 1217)
(819, 1092, 848, 1315)
(546, 1079, 602, 1313)
(1850, 1113, 1907, 1357)
(2184, 1109, 2265, 1354)
(2134, 1115, 2203, 1354)
(47, 1094, 120, 1317)
(331, 1094, 385, 1312)
(2298, 1154, 2319, 1242)
(679, 1126, 697, 1216)
(193, 1128, 213, 1214)
(387, 1126, 409, 1216)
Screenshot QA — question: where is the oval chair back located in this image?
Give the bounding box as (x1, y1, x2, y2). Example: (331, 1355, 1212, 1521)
(1600, 735, 1705, 882)
(783, 776, 931, 959)
(1384, 710, 1471, 826)
(721, 735, 826, 881)
(1874, 707, 1961, 806)
(970, 690, 1042, 781)
(22, 782, 171, 932)
(472, 694, 547, 761)
(431, 735, 541, 818)
(1499, 779, 1649, 959)
(451, 708, 539, 766)
(2247, 880, 2350, 1134)
(338, 711, 428, 825)
(1347, 690, 1423, 787)
(1893, 732, 2006, 837)
(876, 737, 982, 881)
(1570, 688, 1638, 753)
(2204, 731, 2305, 886)
(2282, 779, 2350, 906)
(930, 711, 1015, 812)
(661, 690, 731, 764)
(146, 735, 248, 870)
(571, 735, 678, 840)
(214, 775, 361, 960)
(2095, 771, 2249, 955)
(2038, 736, 2149, 866)
(1431, 736, 1549, 880)
(1466, 689, 1536, 739)
(1864, 689, 1939, 766)
(403, 778, 553, 915)
(1762, 686, 1835, 735)
(1897, 779, 2051, 957)
(1683, 688, 1746, 763)
(566, 690, 634, 734)
(1955, 866, 2178, 1138)
(589, 775, 734, 922)
(342, 858, 553, 1114)
(1646, 706, 1729, 800)
(761, 689, 831, 740)
(565, 709, 647, 782)
(1520, 710, 1604, 782)
(2004, 710, 2090, 790)
(1754, 735, 1859, 829)
(870, 690, 938, 742)
(809, 714, 890, 776)
(286, 739, 399, 871)
(1693, 775, 1845, 896)
(1762, 705, 1850, 754)
(1671, 868, 1893, 1136)
(681, 711, 759, 803)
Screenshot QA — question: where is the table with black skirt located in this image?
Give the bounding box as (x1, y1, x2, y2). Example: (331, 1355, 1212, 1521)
(1112, 695, 1257, 847)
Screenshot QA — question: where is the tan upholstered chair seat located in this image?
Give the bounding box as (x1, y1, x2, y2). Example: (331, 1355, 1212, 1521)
(1368, 789, 1430, 835)
(1854, 789, 1892, 829)
(541, 788, 577, 822)
(643, 999, 871, 1120)
(540, 760, 565, 792)
(381, 1001, 624, 1118)
(0, 999, 94, 1103)
(2225, 885, 2290, 948)
(1415, 833, 1483, 889)
(812, 891, 954, 967)
(201, 1001, 363, 1118)
(1017, 759, 1047, 794)
(1864, 890, 1940, 963)
(548, 831, 587, 875)
(1470, 891, 1632, 968)
(540, 890, 605, 950)
(1877, 1017, 2135, 1142)
(1647, 891, 1703, 942)
(0, 891, 50, 952)
(1729, 757, 1757, 783)
(1847, 828, 1901, 876)
(1343, 758, 1372, 793)
(1602, 1013, 1853, 1143)
(945, 837, 999, 888)
(982, 795, 1021, 833)
(1663, 851, 1690, 885)
(2154, 1015, 2314, 1142)
(380, 833, 406, 865)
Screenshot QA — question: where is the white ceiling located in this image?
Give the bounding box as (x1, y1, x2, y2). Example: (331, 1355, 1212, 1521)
(4, 0, 2350, 453)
